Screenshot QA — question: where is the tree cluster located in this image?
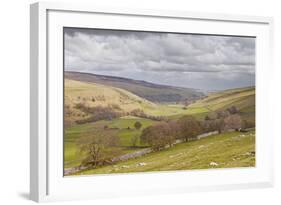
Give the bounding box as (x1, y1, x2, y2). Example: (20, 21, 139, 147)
(140, 106, 247, 151)
(140, 122, 177, 150)
(203, 106, 243, 133)
(140, 116, 202, 150)
(75, 103, 123, 124)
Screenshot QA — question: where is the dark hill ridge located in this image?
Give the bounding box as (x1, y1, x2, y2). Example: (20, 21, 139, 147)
(65, 71, 205, 103)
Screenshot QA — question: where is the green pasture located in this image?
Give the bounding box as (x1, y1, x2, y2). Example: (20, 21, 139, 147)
(74, 130, 255, 175)
(64, 116, 158, 168)
(141, 103, 209, 117)
(64, 86, 256, 170)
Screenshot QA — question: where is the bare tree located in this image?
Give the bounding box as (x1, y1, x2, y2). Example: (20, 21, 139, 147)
(140, 126, 161, 150)
(77, 129, 120, 168)
(224, 114, 242, 131)
(214, 118, 225, 133)
(140, 122, 176, 150)
(168, 120, 181, 139)
(216, 110, 230, 119)
(178, 116, 201, 142)
(201, 119, 214, 132)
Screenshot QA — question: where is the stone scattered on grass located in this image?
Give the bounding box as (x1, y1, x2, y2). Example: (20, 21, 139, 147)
(210, 162, 219, 166)
(121, 165, 130, 168)
(244, 151, 255, 156)
(198, 145, 205, 149)
(137, 162, 147, 166)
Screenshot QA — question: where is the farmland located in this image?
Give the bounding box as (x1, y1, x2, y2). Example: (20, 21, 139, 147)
(64, 116, 158, 168)
(64, 74, 255, 175)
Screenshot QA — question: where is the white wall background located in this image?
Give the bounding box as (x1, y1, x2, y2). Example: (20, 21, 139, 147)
(0, 0, 280, 204)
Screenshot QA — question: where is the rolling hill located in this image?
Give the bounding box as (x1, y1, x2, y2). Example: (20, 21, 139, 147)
(190, 87, 255, 110)
(65, 71, 204, 103)
(64, 79, 255, 174)
(65, 78, 255, 124)
(188, 86, 255, 123)
(64, 79, 157, 123)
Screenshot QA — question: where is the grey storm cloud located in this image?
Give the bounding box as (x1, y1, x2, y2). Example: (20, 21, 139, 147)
(64, 28, 255, 90)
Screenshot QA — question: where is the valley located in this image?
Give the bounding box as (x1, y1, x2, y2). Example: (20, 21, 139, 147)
(63, 72, 255, 176)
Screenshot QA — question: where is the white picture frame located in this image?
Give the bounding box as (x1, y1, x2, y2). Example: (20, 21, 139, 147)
(30, 2, 274, 202)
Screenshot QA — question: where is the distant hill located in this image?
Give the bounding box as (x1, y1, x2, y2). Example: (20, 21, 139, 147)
(189, 86, 255, 123)
(192, 87, 255, 110)
(65, 71, 204, 103)
(64, 79, 157, 123)
(64, 75, 255, 127)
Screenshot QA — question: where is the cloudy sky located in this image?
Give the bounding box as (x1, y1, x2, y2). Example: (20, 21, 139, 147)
(64, 28, 255, 91)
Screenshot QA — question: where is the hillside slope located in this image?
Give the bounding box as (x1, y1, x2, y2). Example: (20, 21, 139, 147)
(65, 71, 204, 103)
(65, 78, 255, 123)
(73, 130, 255, 175)
(190, 87, 255, 110)
(64, 79, 156, 123)
(188, 87, 255, 123)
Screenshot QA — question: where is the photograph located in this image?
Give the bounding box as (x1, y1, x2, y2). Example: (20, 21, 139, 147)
(63, 27, 256, 176)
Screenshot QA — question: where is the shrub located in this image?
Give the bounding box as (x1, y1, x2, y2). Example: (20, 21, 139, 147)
(134, 121, 142, 130)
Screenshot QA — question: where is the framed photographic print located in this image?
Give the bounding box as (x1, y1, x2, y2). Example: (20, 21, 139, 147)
(30, 2, 274, 202)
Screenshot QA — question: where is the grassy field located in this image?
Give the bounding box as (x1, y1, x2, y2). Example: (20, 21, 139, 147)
(64, 116, 159, 168)
(64, 79, 255, 173)
(73, 130, 255, 175)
